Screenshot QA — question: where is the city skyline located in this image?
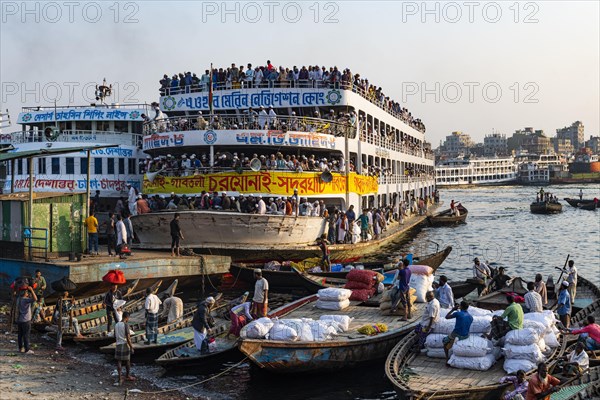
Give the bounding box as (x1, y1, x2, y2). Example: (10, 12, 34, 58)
(1, 1, 598, 145)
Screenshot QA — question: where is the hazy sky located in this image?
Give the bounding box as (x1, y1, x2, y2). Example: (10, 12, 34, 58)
(1, 1, 598, 146)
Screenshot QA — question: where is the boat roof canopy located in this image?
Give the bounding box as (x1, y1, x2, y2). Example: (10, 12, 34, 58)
(0, 144, 119, 162)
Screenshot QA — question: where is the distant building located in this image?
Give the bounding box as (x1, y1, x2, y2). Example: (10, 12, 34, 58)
(484, 133, 507, 156)
(438, 131, 475, 158)
(556, 121, 585, 151)
(508, 127, 552, 155)
(586, 136, 600, 154)
(552, 137, 574, 156)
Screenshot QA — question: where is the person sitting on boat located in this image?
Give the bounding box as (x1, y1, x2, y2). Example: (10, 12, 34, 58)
(414, 290, 440, 351)
(499, 370, 528, 400)
(488, 295, 523, 343)
(435, 275, 454, 309)
(557, 281, 572, 329)
(472, 258, 491, 294)
(390, 259, 412, 321)
(568, 315, 600, 351)
(524, 282, 543, 313)
(525, 362, 560, 400)
(251, 269, 269, 318)
(229, 300, 253, 338)
(534, 274, 548, 307)
(490, 267, 511, 291)
(557, 342, 589, 377)
(442, 301, 473, 364)
(315, 234, 331, 272)
(192, 296, 216, 354)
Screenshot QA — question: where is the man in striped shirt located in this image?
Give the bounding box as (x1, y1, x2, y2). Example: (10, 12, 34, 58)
(524, 282, 543, 313)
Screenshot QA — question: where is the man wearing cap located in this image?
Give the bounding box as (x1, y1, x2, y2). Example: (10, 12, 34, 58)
(127, 184, 137, 216)
(252, 269, 269, 318)
(557, 281, 572, 328)
(257, 196, 266, 215)
(192, 296, 216, 353)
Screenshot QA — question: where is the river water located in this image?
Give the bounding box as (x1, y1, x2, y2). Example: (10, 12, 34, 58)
(85, 184, 600, 400)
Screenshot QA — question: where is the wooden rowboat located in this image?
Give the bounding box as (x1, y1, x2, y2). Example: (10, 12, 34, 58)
(550, 366, 600, 400)
(571, 298, 600, 368)
(230, 246, 453, 290)
(577, 201, 597, 210)
(238, 294, 426, 374)
(427, 205, 468, 226)
(155, 324, 241, 371)
(564, 198, 597, 208)
(530, 201, 563, 214)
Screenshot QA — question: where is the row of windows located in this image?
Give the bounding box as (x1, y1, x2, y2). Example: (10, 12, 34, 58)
(12, 157, 142, 176)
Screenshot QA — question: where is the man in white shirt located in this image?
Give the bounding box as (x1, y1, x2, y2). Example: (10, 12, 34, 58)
(563, 342, 589, 376)
(127, 184, 137, 216)
(252, 269, 269, 318)
(257, 106, 268, 129)
(114, 311, 134, 385)
(115, 215, 127, 257)
(564, 260, 577, 302)
(436, 275, 455, 309)
(415, 291, 440, 351)
(257, 196, 267, 215)
(144, 288, 162, 345)
(472, 257, 491, 294)
(267, 106, 277, 129)
(524, 281, 544, 313)
(161, 294, 184, 323)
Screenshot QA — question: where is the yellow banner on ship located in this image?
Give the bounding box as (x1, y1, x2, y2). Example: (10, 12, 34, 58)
(143, 171, 378, 196)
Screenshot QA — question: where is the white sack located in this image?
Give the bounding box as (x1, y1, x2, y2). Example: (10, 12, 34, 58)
(410, 274, 434, 303)
(537, 338, 547, 352)
(503, 343, 545, 363)
(522, 319, 547, 337)
(448, 353, 497, 371)
(319, 315, 353, 332)
(307, 320, 337, 341)
(425, 333, 447, 349)
(506, 328, 539, 346)
(453, 335, 494, 357)
(524, 312, 556, 330)
(491, 346, 503, 360)
(470, 316, 493, 333)
(504, 358, 536, 374)
(268, 322, 298, 341)
(315, 299, 350, 311)
(279, 319, 313, 342)
(317, 288, 352, 302)
(243, 320, 272, 339)
(426, 348, 450, 359)
(543, 331, 560, 348)
(465, 306, 493, 317)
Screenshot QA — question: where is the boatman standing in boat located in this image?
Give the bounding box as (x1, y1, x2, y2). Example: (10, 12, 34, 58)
(252, 269, 269, 318)
(414, 290, 440, 351)
(534, 274, 548, 307)
(192, 296, 216, 353)
(562, 260, 577, 302)
(144, 287, 162, 345)
(390, 259, 412, 321)
(442, 301, 473, 365)
(104, 284, 123, 333)
(316, 234, 331, 272)
(161, 293, 184, 323)
(557, 281, 572, 329)
(472, 258, 491, 294)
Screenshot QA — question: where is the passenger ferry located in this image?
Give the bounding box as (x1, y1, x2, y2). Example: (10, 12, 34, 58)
(132, 66, 436, 261)
(514, 152, 566, 185)
(435, 156, 517, 187)
(0, 103, 148, 205)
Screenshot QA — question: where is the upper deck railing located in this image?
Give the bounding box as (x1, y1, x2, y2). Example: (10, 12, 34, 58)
(0, 130, 142, 146)
(160, 81, 426, 134)
(21, 103, 149, 112)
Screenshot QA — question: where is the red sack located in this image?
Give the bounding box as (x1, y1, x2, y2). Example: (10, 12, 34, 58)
(10, 277, 37, 292)
(344, 280, 373, 290)
(346, 269, 379, 285)
(102, 270, 126, 285)
(349, 288, 376, 302)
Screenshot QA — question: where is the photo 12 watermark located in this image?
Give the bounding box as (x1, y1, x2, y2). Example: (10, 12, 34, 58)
(200, 1, 340, 23)
(1, 1, 140, 24)
(400, 1, 540, 23)
(401, 81, 540, 104)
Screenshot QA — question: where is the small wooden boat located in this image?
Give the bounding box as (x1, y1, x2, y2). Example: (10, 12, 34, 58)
(550, 366, 600, 400)
(427, 205, 468, 226)
(385, 329, 567, 400)
(292, 268, 348, 293)
(571, 299, 600, 368)
(564, 198, 597, 208)
(155, 324, 241, 371)
(230, 246, 453, 290)
(577, 201, 597, 210)
(450, 278, 484, 299)
(530, 201, 563, 214)
(238, 294, 426, 373)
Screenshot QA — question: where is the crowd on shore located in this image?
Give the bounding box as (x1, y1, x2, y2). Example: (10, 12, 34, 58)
(157, 61, 425, 133)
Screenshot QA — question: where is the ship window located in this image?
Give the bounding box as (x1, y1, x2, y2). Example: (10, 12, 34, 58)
(38, 159, 46, 175)
(80, 158, 88, 174)
(94, 158, 102, 174)
(128, 159, 137, 175)
(51, 158, 60, 174)
(114, 121, 128, 133)
(65, 157, 75, 174)
(96, 121, 110, 131)
(77, 121, 92, 131)
(107, 158, 115, 174)
(119, 158, 125, 174)
(17, 159, 23, 175)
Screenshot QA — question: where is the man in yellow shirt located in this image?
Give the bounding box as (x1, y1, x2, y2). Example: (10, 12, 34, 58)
(85, 211, 99, 255)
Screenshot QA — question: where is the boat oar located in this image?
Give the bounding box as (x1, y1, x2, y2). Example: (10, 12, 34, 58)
(555, 254, 570, 289)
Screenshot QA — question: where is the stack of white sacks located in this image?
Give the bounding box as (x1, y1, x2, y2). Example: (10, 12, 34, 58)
(502, 310, 561, 374)
(408, 265, 435, 303)
(424, 306, 502, 371)
(315, 288, 352, 311)
(241, 315, 353, 342)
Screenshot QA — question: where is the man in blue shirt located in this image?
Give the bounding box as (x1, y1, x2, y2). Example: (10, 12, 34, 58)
(443, 301, 473, 363)
(346, 205, 356, 236)
(390, 259, 412, 320)
(557, 281, 572, 329)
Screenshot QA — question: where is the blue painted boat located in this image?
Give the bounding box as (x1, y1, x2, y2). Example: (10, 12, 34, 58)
(238, 294, 423, 373)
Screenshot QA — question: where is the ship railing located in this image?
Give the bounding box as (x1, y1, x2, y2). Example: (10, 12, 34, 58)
(142, 114, 356, 138)
(0, 130, 142, 146)
(22, 103, 149, 112)
(159, 81, 426, 134)
(359, 129, 434, 159)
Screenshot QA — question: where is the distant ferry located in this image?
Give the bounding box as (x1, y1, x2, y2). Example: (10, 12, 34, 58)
(0, 103, 148, 200)
(514, 153, 566, 186)
(435, 157, 517, 186)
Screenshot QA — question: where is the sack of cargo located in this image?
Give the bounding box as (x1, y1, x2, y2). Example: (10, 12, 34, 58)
(315, 299, 350, 311)
(349, 288, 376, 302)
(524, 312, 556, 330)
(432, 318, 455, 335)
(379, 300, 392, 311)
(268, 322, 298, 341)
(279, 319, 313, 341)
(453, 335, 494, 357)
(263, 261, 281, 271)
(346, 269, 380, 285)
(357, 323, 388, 335)
(426, 348, 450, 359)
(464, 306, 492, 317)
(425, 333, 447, 349)
(522, 319, 547, 336)
(319, 315, 352, 332)
(408, 264, 434, 276)
(504, 358, 536, 374)
(51, 277, 77, 292)
(543, 331, 560, 348)
(308, 320, 337, 341)
(102, 270, 126, 285)
(537, 337, 547, 352)
(503, 343, 545, 363)
(448, 353, 497, 371)
(345, 280, 374, 290)
(410, 274, 434, 303)
(317, 288, 352, 302)
(381, 290, 392, 302)
(469, 316, 493, 334)
(242, 319, 273, 339)
(506, 328, 539, 346)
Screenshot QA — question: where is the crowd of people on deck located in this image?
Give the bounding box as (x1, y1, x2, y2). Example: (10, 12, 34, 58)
(157, 61, 425, 133)
(535, 188, 559, 203)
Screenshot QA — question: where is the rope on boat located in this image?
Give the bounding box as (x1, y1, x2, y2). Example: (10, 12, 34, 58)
(124, 356, 248, 396)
